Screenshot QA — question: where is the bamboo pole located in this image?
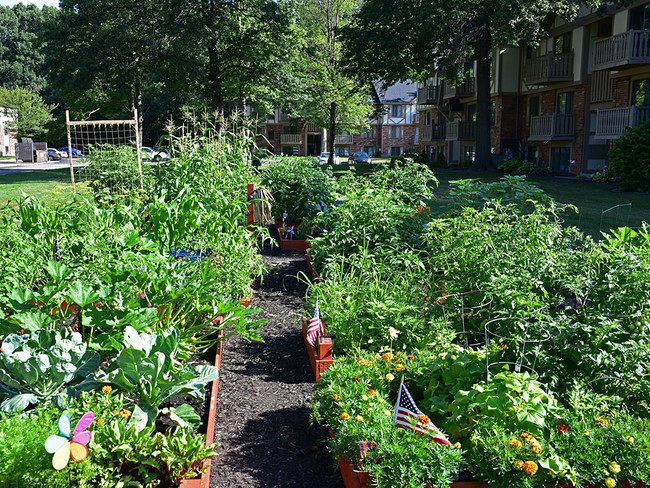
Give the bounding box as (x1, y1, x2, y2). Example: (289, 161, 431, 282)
(66, 110, 76, 195)
(134, 108, 144, 190)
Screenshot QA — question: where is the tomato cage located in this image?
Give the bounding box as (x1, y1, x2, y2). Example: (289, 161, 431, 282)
(432, 289, 493, 349)
(484, 316, 551, 381)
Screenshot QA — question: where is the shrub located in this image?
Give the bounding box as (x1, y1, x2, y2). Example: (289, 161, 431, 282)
(498, 157, 525, 173)
(608, 119, 650, 191)
(389, 154, 407, 167)
(591, 168, 617, 183)
(516, 161, 552, 175)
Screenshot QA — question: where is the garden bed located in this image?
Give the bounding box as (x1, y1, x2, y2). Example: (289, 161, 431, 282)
(301, 317, 334, 381)
(274, 222, 311, 252)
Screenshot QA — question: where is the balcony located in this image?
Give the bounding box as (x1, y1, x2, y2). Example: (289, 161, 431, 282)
(593, 30, 650, 71)
(280, 134, 302, 144)
(334, 134, 354, 145)
(528, 114, 575, 141)
(421, 124, 446, 141)
(442, 79, 476, 99)
(417, 85, 440, 105)
(445, 121, 476, 141)
(305, 123, 320, 132)
(590, 70, 613, 103)
(525, 53, 573, 85)
(595, 105, 650, 139)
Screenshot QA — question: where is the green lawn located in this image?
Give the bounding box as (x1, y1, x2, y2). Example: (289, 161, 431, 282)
(0, 168, 77, 208)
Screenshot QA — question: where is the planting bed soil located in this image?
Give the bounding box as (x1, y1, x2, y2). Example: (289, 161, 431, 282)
(210, 246, 344, 488)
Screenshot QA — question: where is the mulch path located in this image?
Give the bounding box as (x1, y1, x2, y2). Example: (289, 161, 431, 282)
(210, 248, 344, 488)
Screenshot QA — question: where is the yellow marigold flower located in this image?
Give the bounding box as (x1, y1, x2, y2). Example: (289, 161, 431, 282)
(90, 390, 95, 395)
(97, 419, 104, 425)
(362, 395, 368, 401)
(359, 358, 368, 366)
(521, 432, 530, 440)
(385, 373, 395, 381)
(375, 354, 381, 360)
(382, 352, 392, 361)
(508, 438, 522, 449)
(340, 412, 350, 420)
(377, 398, 384, 403)
(355, 415, 364, 422)
(454, 442, 461, 449)
(367, 389, 377, 396)
(584, 429, 592, 436)
(627, 436, 634, 443)
(383, 409, 391, 416)
(418, 415, 430, 424)
(394, 364, 405, 372)
(467, 466, 474, 472)
(597, 416, 610, 427)
(119, 409, 132, 419)
(523, 461, 538, 475)
(605, 477, 616, 488)
(514, 459, 524, 470)
(102, 385, 112, 394)
(531, 443, 542, 454)
(609, 462, 621, 474)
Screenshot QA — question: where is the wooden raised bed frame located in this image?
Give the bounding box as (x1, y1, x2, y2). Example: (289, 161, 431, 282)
(275, 222, 311, 252)
(301, 318, 334, 381)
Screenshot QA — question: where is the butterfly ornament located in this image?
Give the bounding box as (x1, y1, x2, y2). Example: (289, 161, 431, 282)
(45, 412, 95, 470)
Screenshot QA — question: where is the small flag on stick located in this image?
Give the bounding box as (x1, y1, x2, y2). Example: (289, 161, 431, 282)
(393, 381, 451, 446)
(306, 301, 325, 348)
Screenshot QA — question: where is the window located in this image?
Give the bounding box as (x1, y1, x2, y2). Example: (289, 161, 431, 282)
(389, 126, 404, 138)
(528, 96, 541, 124)
(363, 146, 375, 156)
(552, 147, 571, 173)
(283, 125, 298, 134)
(632, 78, 650, 106)
(268, 130, 275, 140)
(335, 146, 350, 157)
(391, 105, 403, 117)
(425, 111, 432, 125)
(490, 100, 497, 126)
(467, 104, 477, 123)
(630, 4, 650, 30)
(361, 128, 376, 138)
(282, 146, 298, 156)
(390, 147, 402, 156)
(554, 32, 572, 54)
(557, 92, 574, 115)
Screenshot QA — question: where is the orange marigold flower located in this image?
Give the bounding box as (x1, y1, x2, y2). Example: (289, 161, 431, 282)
(557, 424, 569, 434)
(367, 389, 377, 396)
(394, 364, 405, 372)
(359, 358, 368, 366)
(112, 410, 118, 416)
(332, 394, 340, 400)
(375, 354, 381, 360)
(514, 459, 524, 470)
(119, 409, 132, 418)
(382, 352, 392, 361)
(340, 412, 350, 420)
(597, 417, 610, 427)
(354, 377, 360, 382)
(531, 443, 542, 454)
(97, 419, 104, 425)
(523, 461, 538, 475)
(499, 342, 508, 349)
(407, 355, 415, 360)
(102, 385, 113, 394)
(418, 415, 430, 424)
(521, 432, 530, 439)
(508, 438, 522, 449)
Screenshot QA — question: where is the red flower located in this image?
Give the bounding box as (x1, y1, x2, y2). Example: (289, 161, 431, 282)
(354, 377, 360, 382)
(557, 424, 569, 434)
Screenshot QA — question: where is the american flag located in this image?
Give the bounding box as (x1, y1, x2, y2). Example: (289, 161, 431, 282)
(305, 301, 325, 348)
(393, 382, 451, 446)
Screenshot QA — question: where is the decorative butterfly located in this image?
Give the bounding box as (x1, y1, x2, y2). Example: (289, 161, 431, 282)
(44, 412, 95, 470)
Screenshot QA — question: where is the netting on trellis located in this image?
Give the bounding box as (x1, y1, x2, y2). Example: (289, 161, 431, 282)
(68, 114, 143, 194)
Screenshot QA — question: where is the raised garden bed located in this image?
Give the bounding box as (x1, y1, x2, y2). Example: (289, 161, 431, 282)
(305, 255, 324, 283)
(301, 317, 334, 381)
(275, 222, 311, 252)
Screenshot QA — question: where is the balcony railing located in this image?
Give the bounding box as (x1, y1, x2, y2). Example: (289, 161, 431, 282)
(595, 105, 650, 139)
(593, 30, 650, 71)
(528, 114, 575, 140)
(305, 123, 320, 132)
(417, 85, 440, 105)
(334, 134, 354, 145)
(280, 134, 302, 144)
(442, 79, 476, 99)
(421, 124, 446, 141)
(590, 70, 613, 103)
(525, 53, 574, 85)
(445, 121, 476, 141)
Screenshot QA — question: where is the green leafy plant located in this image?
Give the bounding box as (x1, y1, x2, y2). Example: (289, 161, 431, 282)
(0, 329, 100, 412)
(97, 326, 219, 427)
(498, 157, 525, 173)
(607, 119, 650, 191)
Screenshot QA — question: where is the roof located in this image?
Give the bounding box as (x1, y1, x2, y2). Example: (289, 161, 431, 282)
(372, 80, 417, 104)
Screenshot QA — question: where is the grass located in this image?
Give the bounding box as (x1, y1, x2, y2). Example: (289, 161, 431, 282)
(0, 168, 79, 208)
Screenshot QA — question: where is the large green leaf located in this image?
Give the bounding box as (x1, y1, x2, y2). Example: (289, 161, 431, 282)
(0, 393, 38, 412)
(67, 281, 101, 308)
(168, 404, 201, 430)
(45, 260, 72, 282)
(13, 310, 54, 332)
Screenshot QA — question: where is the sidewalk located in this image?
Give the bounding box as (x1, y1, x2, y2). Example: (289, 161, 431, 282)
(0, 159, 84, 175)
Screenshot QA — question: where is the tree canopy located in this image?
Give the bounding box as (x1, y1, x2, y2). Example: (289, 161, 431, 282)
(0, 86, 55, 139)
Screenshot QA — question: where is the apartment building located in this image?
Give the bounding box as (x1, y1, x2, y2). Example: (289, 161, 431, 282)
(0, 110, 17, 157)
(256, 80, 418, 158)
(417, 1, 650, 175)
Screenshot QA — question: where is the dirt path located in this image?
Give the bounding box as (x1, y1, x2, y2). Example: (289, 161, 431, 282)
(210, 250, 344, 488)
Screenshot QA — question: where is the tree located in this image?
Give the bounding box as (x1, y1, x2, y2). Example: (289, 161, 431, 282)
(165, 0, 297, 115)
(0, 86, 55, 139)
(287, 0, 374, 164)
(343, 0, 602, 170)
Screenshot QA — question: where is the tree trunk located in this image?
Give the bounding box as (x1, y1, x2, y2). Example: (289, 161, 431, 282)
(208, 40, 224, 116)
(328, 101, 336, 164)
(474, 22, 492, 171)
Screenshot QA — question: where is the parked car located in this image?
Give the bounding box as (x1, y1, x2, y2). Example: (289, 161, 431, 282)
(151, 146, 170, 161)
(57, 147, 82, 158)
(348, 152, 372, 164)
(47, 148, 62, 161)
(317, 152, 339, 165)
(252, 148, 274, 166)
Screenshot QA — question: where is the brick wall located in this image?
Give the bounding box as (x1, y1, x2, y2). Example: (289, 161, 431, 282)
(613, 77, 631, 108)
(571, 85, 587, 175)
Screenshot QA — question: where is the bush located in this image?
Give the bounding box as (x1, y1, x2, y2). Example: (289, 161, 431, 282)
(498, 157, 525, 173)
(516, 160, 552, 175)
(591, 168, 617, 183)
(608, 119, 650, 191)
(389, 154, 407, 167)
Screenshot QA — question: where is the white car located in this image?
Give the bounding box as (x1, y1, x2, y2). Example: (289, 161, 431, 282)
(141, 146, 170, 162)
(317, 152, 339, 165)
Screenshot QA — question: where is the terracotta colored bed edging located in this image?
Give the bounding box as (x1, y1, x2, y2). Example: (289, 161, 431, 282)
(301, 318, 334, 381)
(178, 328, 224, 488)
(275, 223, 311, 252)
(305, 255, 324, 284)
